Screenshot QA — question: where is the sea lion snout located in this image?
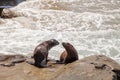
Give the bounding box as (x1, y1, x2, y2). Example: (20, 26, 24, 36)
(62, 42, 67, 47)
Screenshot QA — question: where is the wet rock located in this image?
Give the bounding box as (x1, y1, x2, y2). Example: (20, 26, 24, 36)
(0, 54, 26, 67)
(0, 0, 25, 17)
(0, 62, 15, 67)
(1, 9, 17, 18)
(52, 55, 120, 80)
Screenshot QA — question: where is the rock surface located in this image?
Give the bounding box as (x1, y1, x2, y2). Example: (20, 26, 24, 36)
(52, 55, 120, 80)
(0, 54, 26, 67)
(1, 9, 17, 18)
(0, 55, 120, 80)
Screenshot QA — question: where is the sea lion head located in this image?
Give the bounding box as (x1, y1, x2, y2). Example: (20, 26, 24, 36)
(45, 39, 59, 50)
(62, 42, 74, 50)
(62, 42, 78, 54)
(48, 39, 59, 45)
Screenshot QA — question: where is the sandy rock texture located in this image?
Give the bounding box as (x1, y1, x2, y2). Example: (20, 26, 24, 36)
(52, 55, 120, 80)
(0, 55, 120, 80)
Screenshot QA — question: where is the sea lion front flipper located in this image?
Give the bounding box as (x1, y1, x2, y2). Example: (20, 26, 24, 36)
(41, 58, 47, 65)
(39, 58, 48, 68)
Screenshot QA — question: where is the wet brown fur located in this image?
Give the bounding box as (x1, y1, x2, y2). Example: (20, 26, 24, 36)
(33, 39, 59, 68)
(59, 42, 79, 64)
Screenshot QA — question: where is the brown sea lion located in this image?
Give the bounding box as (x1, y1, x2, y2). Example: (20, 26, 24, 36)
(58, 42, 79, 64)
(33, 39, 59, 68)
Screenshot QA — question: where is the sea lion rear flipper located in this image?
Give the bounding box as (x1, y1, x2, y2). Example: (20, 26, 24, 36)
(56, 60, 64, 64)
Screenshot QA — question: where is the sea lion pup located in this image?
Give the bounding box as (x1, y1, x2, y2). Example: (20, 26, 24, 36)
(58, 42, 79, 64)
(33, 39, 59, 68)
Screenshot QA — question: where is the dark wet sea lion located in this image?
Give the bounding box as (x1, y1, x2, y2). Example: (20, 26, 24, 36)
(33, 39, 59, 68)
(58, 42, 78, 64)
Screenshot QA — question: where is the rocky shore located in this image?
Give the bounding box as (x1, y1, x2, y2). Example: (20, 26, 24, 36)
(0, 54, 120, 80)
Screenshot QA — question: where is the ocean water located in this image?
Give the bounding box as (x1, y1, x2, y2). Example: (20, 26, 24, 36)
(0, 0, 120, 63)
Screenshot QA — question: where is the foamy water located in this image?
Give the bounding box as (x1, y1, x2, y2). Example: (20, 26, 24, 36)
(0, 0, 120, 63)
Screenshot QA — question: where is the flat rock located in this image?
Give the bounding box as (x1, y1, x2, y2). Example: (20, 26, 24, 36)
(0, 54, 26, 67)
(0, 57, 64, 80)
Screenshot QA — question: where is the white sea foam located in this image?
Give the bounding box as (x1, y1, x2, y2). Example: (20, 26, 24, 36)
(0, 0, 120, 63)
